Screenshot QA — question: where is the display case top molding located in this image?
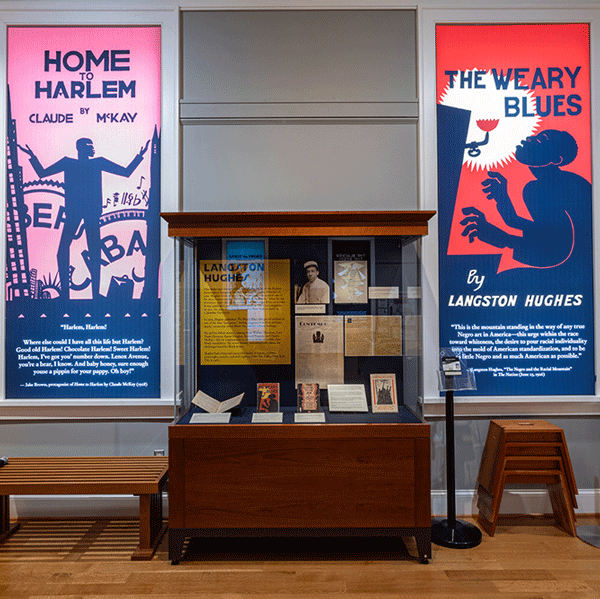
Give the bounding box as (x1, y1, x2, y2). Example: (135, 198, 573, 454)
(161, 211, 435, 238)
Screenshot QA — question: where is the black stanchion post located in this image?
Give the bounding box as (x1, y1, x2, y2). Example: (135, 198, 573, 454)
(431, 379, 482, 549)
(445, 386, 456, 529)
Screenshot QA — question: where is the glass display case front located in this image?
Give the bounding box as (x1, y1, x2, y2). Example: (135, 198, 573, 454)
(165, 211, 434, 425)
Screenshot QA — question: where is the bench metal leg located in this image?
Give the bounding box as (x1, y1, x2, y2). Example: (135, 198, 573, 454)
(132, 492, 167, 560)
(0, 495, 20, 544)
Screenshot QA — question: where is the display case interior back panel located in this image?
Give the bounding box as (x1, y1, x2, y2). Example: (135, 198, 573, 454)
(175, 233, 424, 424)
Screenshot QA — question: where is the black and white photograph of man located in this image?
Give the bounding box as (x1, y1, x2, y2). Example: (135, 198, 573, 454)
(296, 260, 330, 304)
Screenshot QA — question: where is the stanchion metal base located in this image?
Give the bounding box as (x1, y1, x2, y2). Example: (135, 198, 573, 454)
(577, 525, 600, 549)
(431, 518, 482, 549)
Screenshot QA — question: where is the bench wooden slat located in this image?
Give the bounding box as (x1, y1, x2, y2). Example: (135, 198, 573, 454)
(4, 458, 166, 468)
(1, 484, 161, 494)
(5, 455, 169, 464)
(0, 457, 168, 495)
(4, 462, 167, 468)
(0, 473, 167, 480)
(2, 471, 167, 478)
(1, 475, 166, 482)
(3, 464, 166, 468)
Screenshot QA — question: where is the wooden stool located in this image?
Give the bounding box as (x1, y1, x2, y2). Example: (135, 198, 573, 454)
(476, 420, 578, 537)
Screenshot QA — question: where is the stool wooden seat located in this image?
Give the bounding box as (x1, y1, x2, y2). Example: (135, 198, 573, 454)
(476, 420, 578, 537)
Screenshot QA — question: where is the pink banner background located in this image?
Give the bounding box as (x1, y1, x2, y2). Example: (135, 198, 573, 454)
(7, 26, 161, 299)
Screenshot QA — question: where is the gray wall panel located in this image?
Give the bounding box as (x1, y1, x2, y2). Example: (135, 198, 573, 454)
(182, 10, 416, 103)
(182, 123, 418, 212)
(0, 422, 168, 457)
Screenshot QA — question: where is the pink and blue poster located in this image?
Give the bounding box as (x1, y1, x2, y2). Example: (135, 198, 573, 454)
(436, 24, 594, 395)
(6, 26, 161, 398)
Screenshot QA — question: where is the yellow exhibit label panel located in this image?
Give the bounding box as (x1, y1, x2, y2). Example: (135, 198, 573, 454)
(200, 259, 291, 365)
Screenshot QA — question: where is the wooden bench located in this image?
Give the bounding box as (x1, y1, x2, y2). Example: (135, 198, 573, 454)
(0, 456, 168, 560)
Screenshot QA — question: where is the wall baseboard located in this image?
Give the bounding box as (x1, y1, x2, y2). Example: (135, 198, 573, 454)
(432, 488, 600, 517)
(10, 489, 599, 520)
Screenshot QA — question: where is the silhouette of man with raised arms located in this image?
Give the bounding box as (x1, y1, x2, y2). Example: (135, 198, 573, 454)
(461, 130, 591, 268)
(19, 138, 149, 300)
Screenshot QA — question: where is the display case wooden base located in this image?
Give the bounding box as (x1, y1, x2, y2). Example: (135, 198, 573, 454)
(168, 420, 431, 563)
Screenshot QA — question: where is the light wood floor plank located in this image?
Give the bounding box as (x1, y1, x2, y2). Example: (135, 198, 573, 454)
(0, 516, 598, 599)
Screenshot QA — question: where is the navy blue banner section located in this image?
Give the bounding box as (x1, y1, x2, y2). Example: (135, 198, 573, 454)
(6, 298, 160, 398)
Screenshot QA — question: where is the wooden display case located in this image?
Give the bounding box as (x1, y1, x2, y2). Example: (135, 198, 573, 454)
(162, 211, 435, 564)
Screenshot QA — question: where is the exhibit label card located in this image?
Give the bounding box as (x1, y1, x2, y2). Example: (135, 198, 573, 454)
(295, 304, 326, 314)
(368, 287, 400, 300)
(252, 412, 283, 423)
(190, 413, 231, 424)
(200, 260, 291, 365)
(327, 384, 369, 412)
(294, 412, 326, 423)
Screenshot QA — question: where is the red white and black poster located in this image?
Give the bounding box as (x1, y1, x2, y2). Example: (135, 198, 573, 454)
(5, 26, 161, 398)
(436, 24, 594, 395)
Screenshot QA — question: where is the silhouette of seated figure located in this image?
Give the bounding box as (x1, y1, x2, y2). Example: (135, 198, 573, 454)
(461, 130, 591, 268)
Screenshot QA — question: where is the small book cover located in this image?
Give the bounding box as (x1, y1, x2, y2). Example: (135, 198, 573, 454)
(370, 374, 398, 413)
(257, 383, 280, 413)
(297, 383, 321, 412)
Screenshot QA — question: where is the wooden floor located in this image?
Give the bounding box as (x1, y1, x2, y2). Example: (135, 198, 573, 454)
(1, 516, 599, 598)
